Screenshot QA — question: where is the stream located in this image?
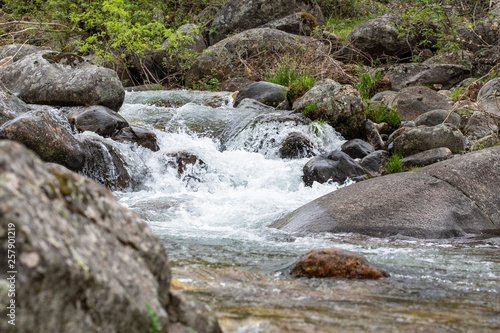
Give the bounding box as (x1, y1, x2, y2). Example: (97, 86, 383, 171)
(111, 90, 500, 332)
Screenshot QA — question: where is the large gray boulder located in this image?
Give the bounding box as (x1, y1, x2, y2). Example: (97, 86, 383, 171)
(208, 0, 324, 45)
(0, 82, 29, 126)
(186, 28, 323, 86)
(390, 86, 452, 121)
(66, 105, 129, 137)
(0, 140, 221, 333)
(387, 63, 470, 91)
(0, 51, 125, 111)
(0, 44, 47, 62)
(477, 77, 500, 116)
(414, 109, 461, 127)
(346, 15, 411, 60)
(387, 124, 465, 156)
(272, 146, 500, 238)
(293, 79, 366, 139)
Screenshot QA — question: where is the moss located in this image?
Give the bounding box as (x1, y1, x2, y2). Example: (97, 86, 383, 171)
(299, 12, 318, 33)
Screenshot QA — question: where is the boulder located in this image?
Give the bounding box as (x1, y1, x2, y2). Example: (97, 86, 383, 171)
(302, 150, 367, 186)
(208, 0, 324, 45)
(341, 139, 374, 159)
(0, 82, 29, 126)
(387, 124, 465, 156)
(186, 28, 324, 86)
(233, 81, 286, 107)
(463, 111, 497, 139)
(0, 109, 86, 171)
(401, 147, 453, 169)
(0, 43, 47, 62)
(176, 23, 206, 53)
(360, 150, 388, 177)
(271, 146, 500, 238)
(365, 119, 385, 150)
(387, 63, 470, 91)
(422, 50, 475, 66)
(66, 105, 129, 137)
(278, 132, 315, 159)
(390, 86, 452, 121)
(293, 79, 366, 139)
(290, 248, 389, 279)
(111, 126, 161, 152)
(0, 140, 221, 333)
(0, 51, 125, 111)
(477, 77, 500, 115)
(346, 15, 411, 60)
(414, 109, 461, 127)
(456, 21, 500, 53)
(260, 12, 317, 36)
(473, 46, 500, 76)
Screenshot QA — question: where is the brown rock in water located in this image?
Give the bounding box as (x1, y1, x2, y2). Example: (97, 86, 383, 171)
(112, 125, 160, 151)
(290, 248, 389, 279)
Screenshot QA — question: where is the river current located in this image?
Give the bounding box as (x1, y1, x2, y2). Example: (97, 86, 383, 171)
(111, 90, 499, 332)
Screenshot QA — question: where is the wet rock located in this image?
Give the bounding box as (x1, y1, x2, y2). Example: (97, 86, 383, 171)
(66, 105, 129, 137)
(79, 136, 132, 190)
(387, 63, 470, 91)
(166, 151, 206, 178)
(0, 140, 221, 333)
(290, 248, 389, 279)
(0, 51, 125, 111)
(346, 15, 411, 60)
(0, 82, 29, 126)
(341, 139, 374, 159)
(401, 147, 453, 169)
(302, 150, 367, 186)
(414, 109, 461, 127)
(0, 109, 85, 170)
(388, 124, 465, 156)
(111, 126, 160, 152)
(278, 132, 315, 159)
(360, 150, 388, 177)
(186, 28, 325, 86)
(208, 0, 324, 45)
(293, 79, 366, 139)
(234, 81, 286, 108)
(272, 146, 500, 238)
(390, 86, 452, 121)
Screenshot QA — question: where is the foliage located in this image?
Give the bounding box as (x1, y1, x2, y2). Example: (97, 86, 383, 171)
(145, 303, 162, 333)
(323, 15, 374, 42)
(265, 61, 316, 103)
(366, 103, 400, 127)
(386, 153, 404, 174)
(356, 71, 381, 100)
(318, 0, 385, 19)
(451, 87, 465, 102)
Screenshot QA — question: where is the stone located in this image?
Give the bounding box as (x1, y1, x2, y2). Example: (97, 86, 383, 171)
(401, 147, 453, 168)
(0, 109, 86, 171)
(260, 13, 317, 36)
(388, 124, 465, 156)
(473, 46, 500, 77)
(233, 81, 286, 108)
(290, 248, 389, 279)
(365, 119, 385, 150)
(456, 21, 500, 53)
(0, 51, 125, 111)
(0, 82, 29, 126)
(0, 140, 222, 333)
(185, 28, 325, 86)
(341, 139, 374, 159)
(176, 23, 206, 53)
(476, 77, 500, 115)
(279, 132, 315, 159)
(293, 79, 366, 139)
(0, 43, 47, 62)
(111, 126, 160, 152)
(302, 150, 367, 186)
(208, 0, 324, 45)
(414, 109, 461, 127)
(390, 86, 452, 121)
(464, 111, 497, 139)
(271, 146, 500, 238)
(346, 15, 411, 60)
(66, 105, 129, 137)
(387, 63, 470, 91)
(360, 150, 388, 177)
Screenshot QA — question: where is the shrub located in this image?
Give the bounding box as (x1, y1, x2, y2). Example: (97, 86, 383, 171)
(265, 61, 316, 103)
(367, 103, 400, 127)
(386, 153, 404, 174)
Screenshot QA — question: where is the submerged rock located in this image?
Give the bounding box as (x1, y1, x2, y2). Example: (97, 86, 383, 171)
(290, 248, 389, 279)
(272, 146, 500, 238)
(279, 132, 315, 159)
(0, 140, 222, 333)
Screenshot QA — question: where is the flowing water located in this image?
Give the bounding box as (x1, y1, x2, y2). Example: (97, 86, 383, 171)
(111, 90, 500, 332)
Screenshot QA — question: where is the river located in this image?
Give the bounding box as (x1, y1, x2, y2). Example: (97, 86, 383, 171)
(112, 90, 500, 332)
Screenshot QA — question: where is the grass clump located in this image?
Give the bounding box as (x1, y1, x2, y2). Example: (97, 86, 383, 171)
(386, 153, 404, 174)
(145, 303, 162, 333)
(265, 61, 316, 103)
(367, 103, 400, 127)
